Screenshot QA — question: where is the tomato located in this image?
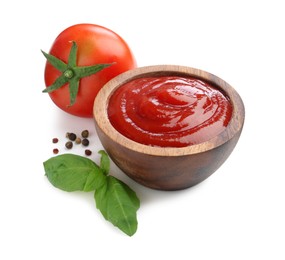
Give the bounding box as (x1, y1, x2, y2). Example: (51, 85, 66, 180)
(43, 23, 136, 117)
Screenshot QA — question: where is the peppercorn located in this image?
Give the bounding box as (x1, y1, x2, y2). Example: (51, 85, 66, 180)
(65, 141, 73, 149)
(85, 149, 92, 156)
(82, 138, 89, 146)
(53, 148, 59, 154)
(68, 133, 77, 141)
(81, 130, 89, 138)
(52, 138, 59, 143)
(75, 137, 82, 144)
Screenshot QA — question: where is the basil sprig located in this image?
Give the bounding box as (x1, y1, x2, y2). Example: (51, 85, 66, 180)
(43, 151, 140, 236)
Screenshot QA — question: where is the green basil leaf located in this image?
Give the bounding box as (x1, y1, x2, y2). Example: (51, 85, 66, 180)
(95, 176, 140, 236)
(43, 154, 106, 192)
(98, 150, 110, 175)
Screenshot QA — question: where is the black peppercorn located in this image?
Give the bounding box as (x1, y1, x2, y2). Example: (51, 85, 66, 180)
(81, 130, 89, 138)
(68, 133, 77, 141)
(82, 138, 89, 146)
(65, 141, 73, 149)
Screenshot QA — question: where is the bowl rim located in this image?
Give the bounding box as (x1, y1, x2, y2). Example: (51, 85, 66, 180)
(93, 65, 245, 156)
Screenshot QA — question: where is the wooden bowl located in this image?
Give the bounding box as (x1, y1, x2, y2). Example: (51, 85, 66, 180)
(93, 65, 245, 190)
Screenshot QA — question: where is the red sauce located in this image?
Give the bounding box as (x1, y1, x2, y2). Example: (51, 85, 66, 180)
(108, 76, 232, 147)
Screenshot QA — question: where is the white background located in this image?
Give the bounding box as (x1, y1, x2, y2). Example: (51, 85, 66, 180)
(1, 0, 284, 259)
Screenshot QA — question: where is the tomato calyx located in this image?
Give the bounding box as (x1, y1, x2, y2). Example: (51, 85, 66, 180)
(42, 41, 113, 106)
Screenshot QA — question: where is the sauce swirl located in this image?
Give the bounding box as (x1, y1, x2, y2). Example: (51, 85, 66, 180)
(108, 76, 232, 147)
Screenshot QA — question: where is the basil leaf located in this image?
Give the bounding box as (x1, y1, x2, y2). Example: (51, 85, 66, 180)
(98, 150, 110, 175)
(43, 151, 141, 236)
(44, 154, 106, 192)
(95, 176, 140, 236)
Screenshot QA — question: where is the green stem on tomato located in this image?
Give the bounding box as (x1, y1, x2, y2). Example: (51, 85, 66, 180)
(42, 41, 112, 106)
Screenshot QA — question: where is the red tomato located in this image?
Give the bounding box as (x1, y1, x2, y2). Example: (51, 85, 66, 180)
(43, 24, 137, 117)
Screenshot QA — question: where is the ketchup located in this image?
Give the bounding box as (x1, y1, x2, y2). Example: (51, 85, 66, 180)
(108, 76, 232, 147)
